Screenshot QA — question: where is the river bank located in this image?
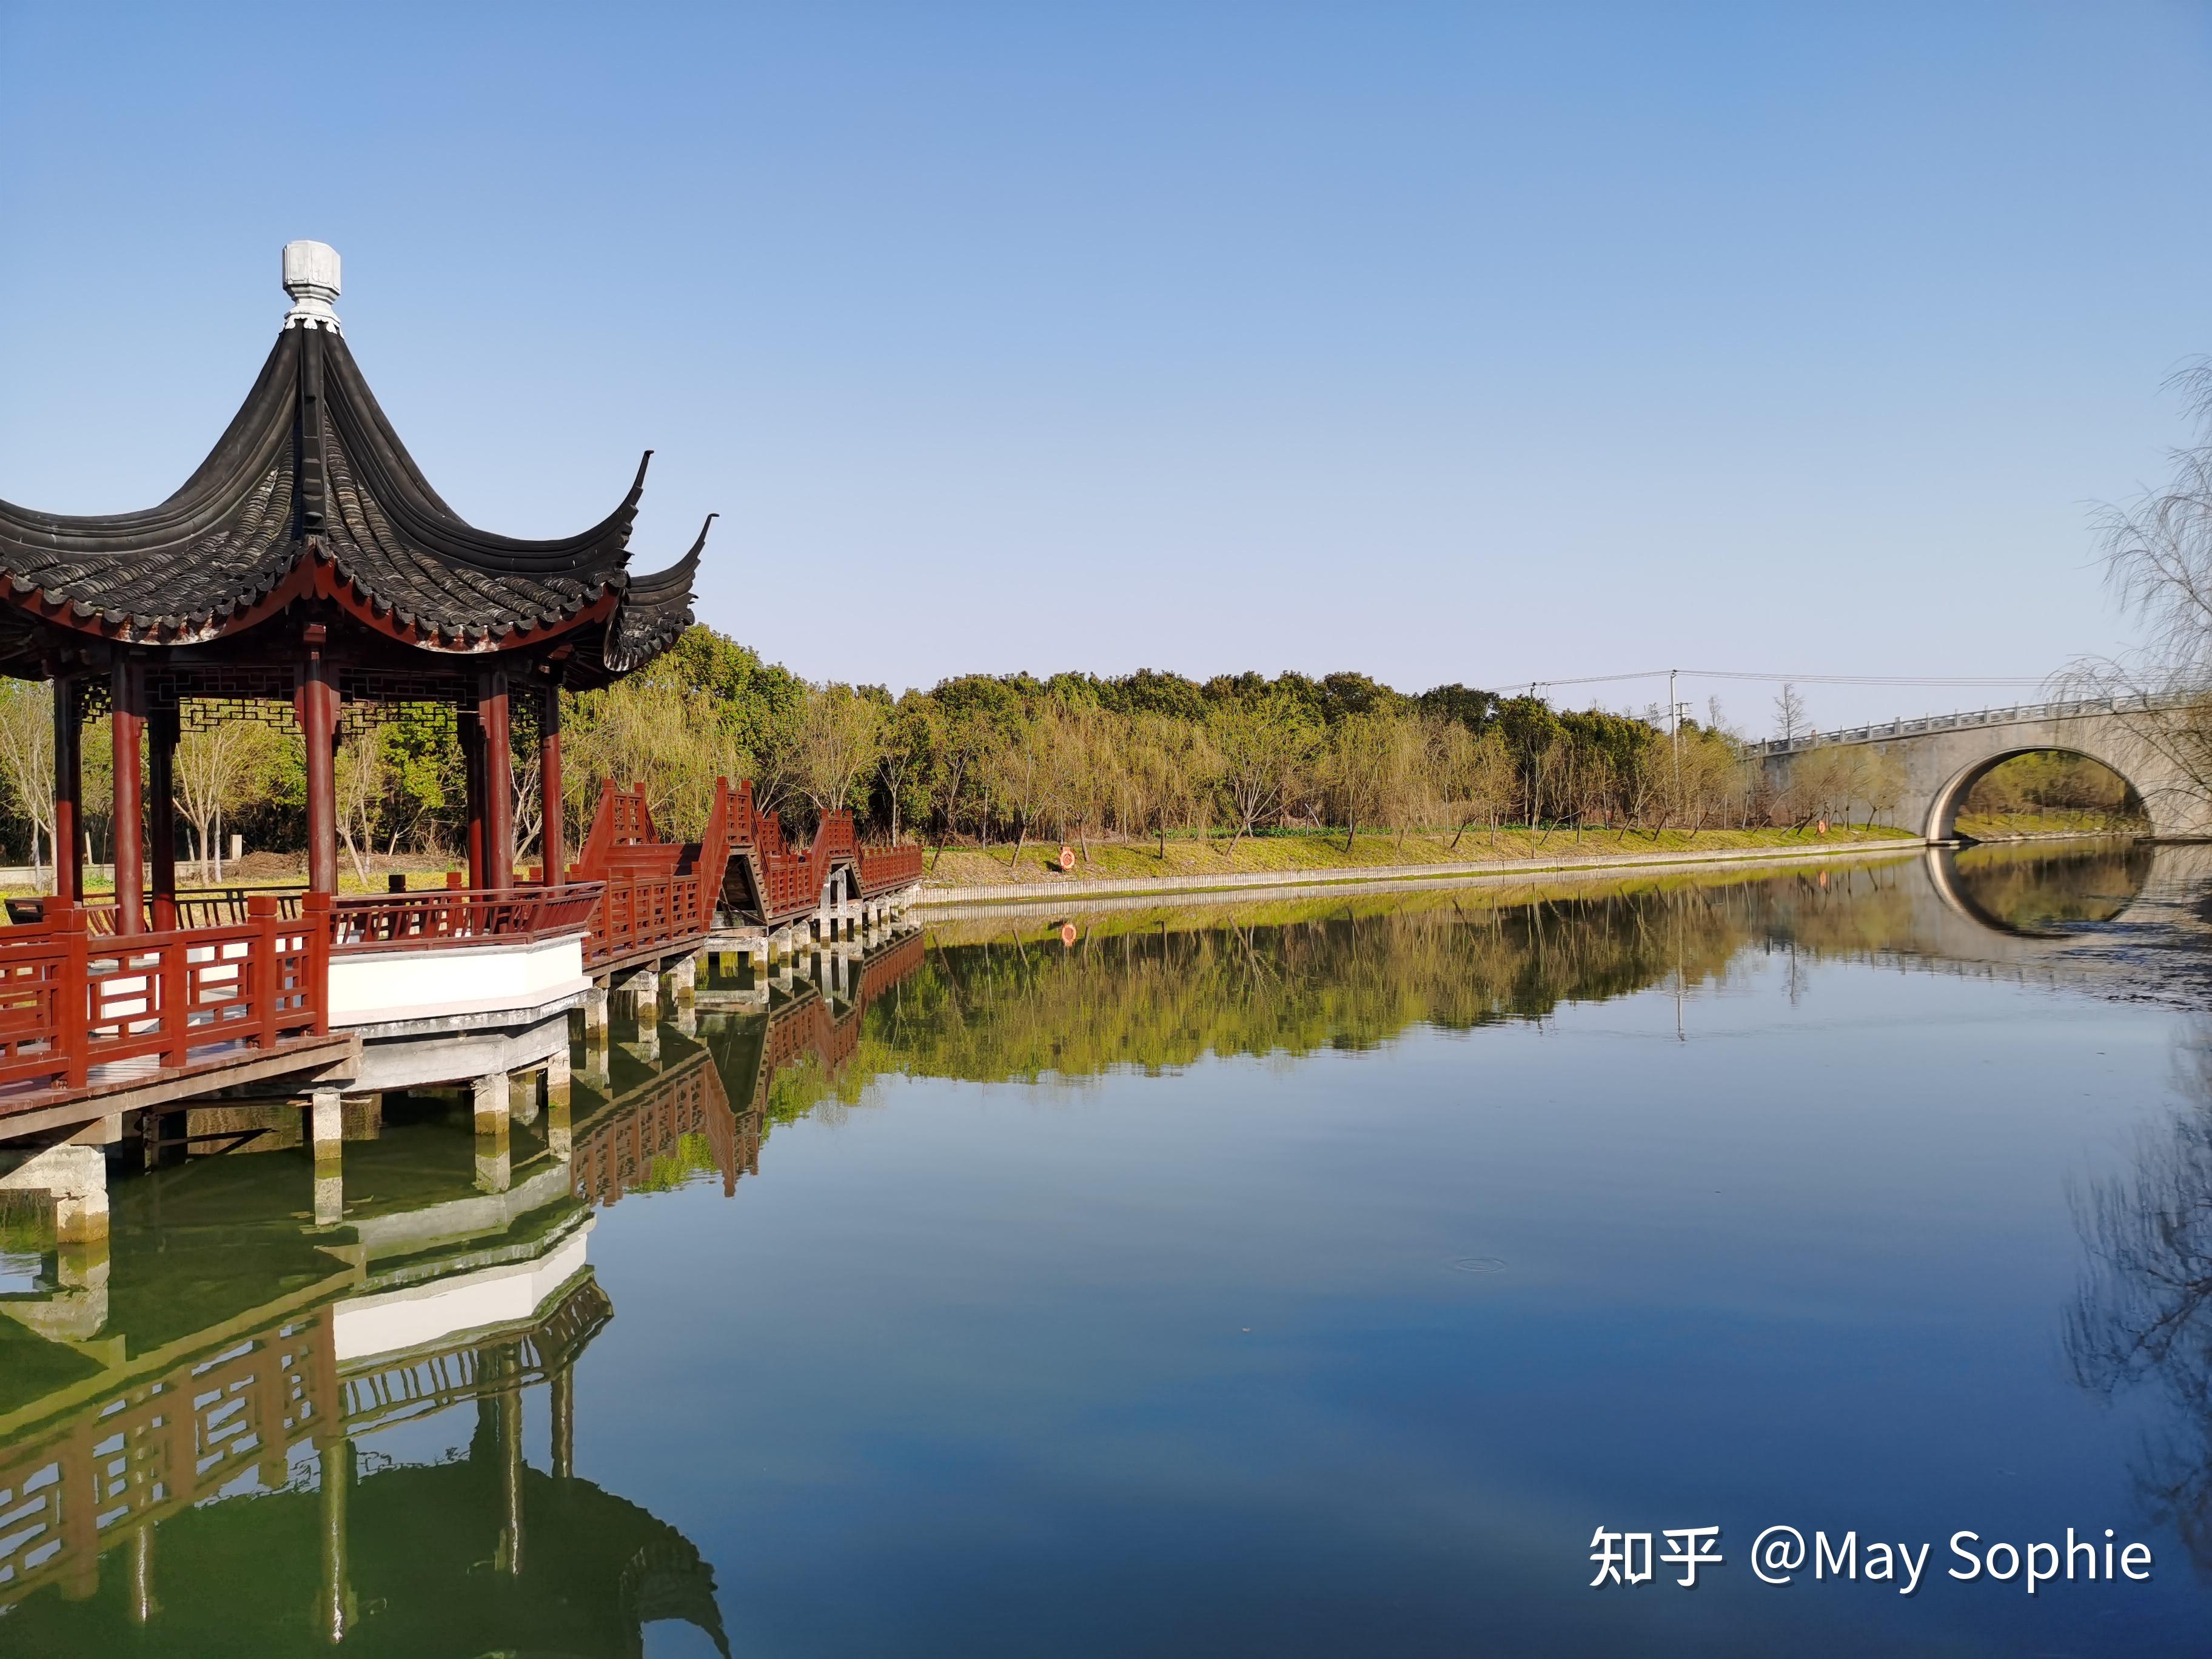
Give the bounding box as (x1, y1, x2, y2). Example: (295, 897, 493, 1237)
(916, 824, 1920, 908)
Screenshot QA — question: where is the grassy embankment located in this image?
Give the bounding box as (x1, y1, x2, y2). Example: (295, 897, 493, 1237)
(922, 822, 1914, 888)
(44, 817, 2123, 903)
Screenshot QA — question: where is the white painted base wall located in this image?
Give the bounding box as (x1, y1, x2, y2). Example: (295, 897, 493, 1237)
(329, 934, 588, 1027)
(332, 1227, 591, 1364)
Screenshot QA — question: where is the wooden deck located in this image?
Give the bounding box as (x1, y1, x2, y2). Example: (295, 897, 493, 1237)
(0, 1031, 360, 1141)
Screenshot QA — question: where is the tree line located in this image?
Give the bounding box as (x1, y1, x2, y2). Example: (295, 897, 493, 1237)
(0, 624, 1926, 879)
(561, 628, 1913, 868)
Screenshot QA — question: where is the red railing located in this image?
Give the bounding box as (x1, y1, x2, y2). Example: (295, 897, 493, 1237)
(39, 882, 606, 955)
(0, 895, 327, 1096)
(702, 780, 921, 923)
(327, 883, 603, 951)
(571, 782, 732, 969)
(858, 842, 924, 893)
(0, 777, 923, 1056)
(1, 886, 309, 936)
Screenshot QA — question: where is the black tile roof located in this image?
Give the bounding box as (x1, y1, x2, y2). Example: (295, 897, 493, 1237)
(0, 324, 703, 664)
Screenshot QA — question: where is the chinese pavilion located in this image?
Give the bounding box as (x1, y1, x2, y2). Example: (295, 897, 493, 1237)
(0, 241, 706, 932)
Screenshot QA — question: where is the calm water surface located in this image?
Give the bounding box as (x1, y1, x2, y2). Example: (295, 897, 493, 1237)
(4, 843, 2211, 1656)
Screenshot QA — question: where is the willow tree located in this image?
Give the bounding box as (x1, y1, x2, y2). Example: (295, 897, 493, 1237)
(794, 683, 887, 823)
(1327, 711, 1417, 853)
(565, 672, 746, 841)
(2077, 358, 2212, 813)
(1210, 691, 1318, 855)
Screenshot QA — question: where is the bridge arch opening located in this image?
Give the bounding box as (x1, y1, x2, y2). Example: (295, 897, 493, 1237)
(1923, 841, 2154, 940)
(1927, 748, 2148, 843)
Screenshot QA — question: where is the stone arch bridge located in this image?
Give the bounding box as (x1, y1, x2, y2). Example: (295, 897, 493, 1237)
(1748, 697, 2211, 842)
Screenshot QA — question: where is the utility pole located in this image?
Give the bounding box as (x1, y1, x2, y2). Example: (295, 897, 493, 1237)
(1669, 668, 1680, 797)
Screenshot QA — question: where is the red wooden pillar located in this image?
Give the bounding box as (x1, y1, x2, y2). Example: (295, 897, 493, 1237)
(459, 709, 484, 890)
(296, 637, 339, 896)
(539, 677, 564, 883)
(111, 660, 146, 934)
(52, 672, 82, 902)
(478, 669, 514, 891)
(148, 706, 179, 927)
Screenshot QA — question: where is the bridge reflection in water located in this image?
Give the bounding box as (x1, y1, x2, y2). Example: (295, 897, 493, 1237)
(0, 923, 931, 1655)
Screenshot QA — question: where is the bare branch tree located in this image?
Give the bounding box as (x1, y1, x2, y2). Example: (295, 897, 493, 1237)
(2068, 359, 2212, 820)
(175, 722, 281, 882)
(0, 682, 54, 879)
(1773, 682, 1809, 743)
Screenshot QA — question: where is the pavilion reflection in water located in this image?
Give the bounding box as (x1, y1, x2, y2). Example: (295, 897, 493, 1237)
(0, 922, 930, 1653)
(0, 1202, 723, 1656)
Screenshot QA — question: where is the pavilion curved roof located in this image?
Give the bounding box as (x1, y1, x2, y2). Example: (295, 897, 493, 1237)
(0, 298, 705, 685)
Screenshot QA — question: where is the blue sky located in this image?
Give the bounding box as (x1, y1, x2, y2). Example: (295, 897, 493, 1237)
(2, 2, 2208, 732)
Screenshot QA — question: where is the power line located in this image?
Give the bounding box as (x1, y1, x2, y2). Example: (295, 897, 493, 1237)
(1481, 667, 2056, 695)
(1687, 669, 2054, 687)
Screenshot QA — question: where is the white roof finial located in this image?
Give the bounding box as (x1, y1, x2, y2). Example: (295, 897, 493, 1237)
(282, 241, 341, 332)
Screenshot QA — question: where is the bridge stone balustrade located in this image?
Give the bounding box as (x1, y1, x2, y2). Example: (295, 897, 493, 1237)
(1747, 695, 2212, 840)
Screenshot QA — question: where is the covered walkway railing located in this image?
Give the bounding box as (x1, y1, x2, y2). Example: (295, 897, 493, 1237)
(0, 894, 329, 1099)
(0, 773, 923, 1122)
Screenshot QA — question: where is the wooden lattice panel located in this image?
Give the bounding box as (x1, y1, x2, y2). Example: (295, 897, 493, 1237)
(0, 1270, 612, 1615)
(0, 1312, 335, 1606)
(174, 695, 296, 734)
(149, 666, 296, 707)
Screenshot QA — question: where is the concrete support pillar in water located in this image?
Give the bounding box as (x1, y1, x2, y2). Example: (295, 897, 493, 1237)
(309, 1088, 343, 1227)
(551, 1359, 575, 1480)
(545, 1050, 572, 1160)
(511, 1067, 540, 1129)
(318, 1438, 355, 1645)
(0, 1141, 109, 1245)
(667, 955, 698, 1034)
(343, 1094, 382, 1142)
(2, 1141, 112, 1341)
(493, 1346, 525, 1575)
(472, 1071, 511, 1193)
(627, 965, 660, 1027)
(135, 1108, 166, 1171)
(129, 1521, 158, 1624)
(580, 985, 611, 1084)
